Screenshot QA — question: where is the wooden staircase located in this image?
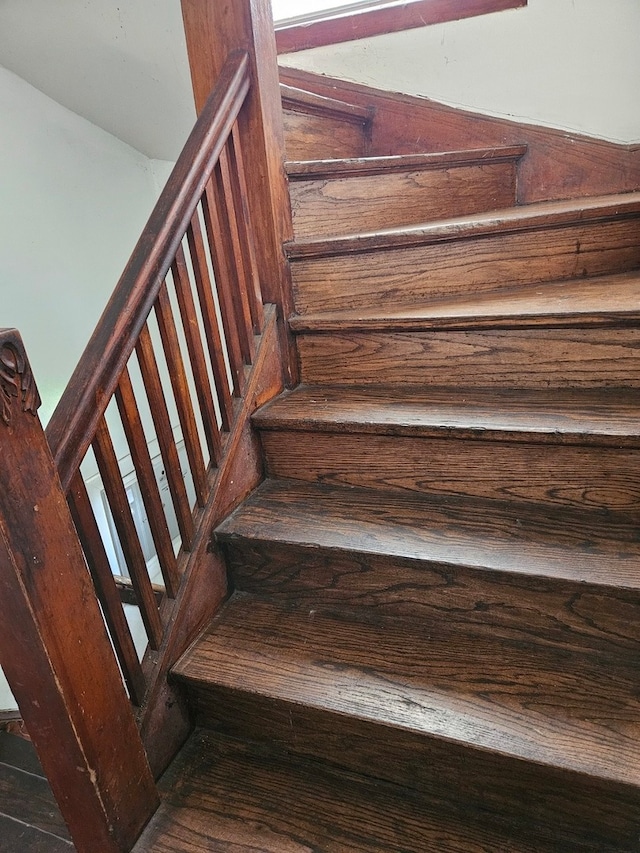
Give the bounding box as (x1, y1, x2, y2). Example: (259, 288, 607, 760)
(133, 83, 640, 851)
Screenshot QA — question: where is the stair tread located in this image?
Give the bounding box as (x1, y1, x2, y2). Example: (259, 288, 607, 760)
(290, 269, 640, 331)
(253, 384, 640, 446)
(287, 190, 640, 258)
(286, 145, 528, 179)
(174, 594, 640, 788)
(281, 83, 371, 124)
(134, 729, 580, 853)
(216, 479, 640, 591)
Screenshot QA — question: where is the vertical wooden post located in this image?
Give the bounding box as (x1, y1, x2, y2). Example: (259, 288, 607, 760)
(0, 329, 158, 852)
(180, 0, 298, 383)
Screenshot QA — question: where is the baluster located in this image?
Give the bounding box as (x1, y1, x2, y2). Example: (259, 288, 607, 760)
(115, 366, 180, 597)
(187, 207, 242, 409)
(227, 121, 264, 333)
(171, 246, 225, 457)
(92, 416, 163, 651)
(136, 323, 195, 550)
(200, 178, 246, 395)
(67, 472, 147, 704)
(215, 146, 256, 361)
(155, 281, 208, 507)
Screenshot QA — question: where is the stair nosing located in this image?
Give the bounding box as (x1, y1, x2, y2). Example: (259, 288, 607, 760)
(285, 145, 528, 180)
(174, 595, 640, 790)
(253, 387, 640, 449)
(216, 479, 640, 593)
(285, 192, 640, 259)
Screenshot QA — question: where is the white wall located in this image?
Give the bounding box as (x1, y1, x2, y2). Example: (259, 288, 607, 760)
(280, 0, 640, 145)
(0, 66, 166, 711)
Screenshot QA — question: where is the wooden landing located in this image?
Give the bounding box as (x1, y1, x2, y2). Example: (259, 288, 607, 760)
(0, 732, 72, 851)
(134, 729, 583, 853)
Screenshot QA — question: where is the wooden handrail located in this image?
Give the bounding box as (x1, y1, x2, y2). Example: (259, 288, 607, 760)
(47, 50, 250, 492)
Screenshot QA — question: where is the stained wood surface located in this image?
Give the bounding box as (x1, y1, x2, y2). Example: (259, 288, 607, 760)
(290, 207, 640, 314)
(275, 0, 527, 54)
(298, 326, 640, 389)
(254, 384, 640, 445)
(261, 427, 640, 513)
(284, 108, 368, 160)
(174, 593, 640, 798)
(291, 269, 640, 331)
(133, 729, 588, 853)
(0, 817, 73, 853)
(281, 84, 372, 124)
(279, 66, 640, 204)
(219, 478, 640, 589)
(288, 149, 522, 238)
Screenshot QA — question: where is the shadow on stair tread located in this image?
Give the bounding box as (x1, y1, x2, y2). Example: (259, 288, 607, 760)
(134, 729, 625, 853)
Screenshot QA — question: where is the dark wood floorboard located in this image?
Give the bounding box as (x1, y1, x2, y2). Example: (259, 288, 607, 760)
(134, 730, 607, 853)
(0, 815, 73, 852)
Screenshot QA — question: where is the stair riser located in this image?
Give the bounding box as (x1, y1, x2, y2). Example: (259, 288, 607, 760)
(221, 538, 640, 654)
(290, 162, 518, 239)
(284, 110, 367, 160)
(298, 327, 640, 388)
(290, 218, 640, 313)
(181, 680, 640, 850)
(260, 430, 640, 515)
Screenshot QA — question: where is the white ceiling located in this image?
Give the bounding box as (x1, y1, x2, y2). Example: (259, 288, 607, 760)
(0, 0, 198, 160)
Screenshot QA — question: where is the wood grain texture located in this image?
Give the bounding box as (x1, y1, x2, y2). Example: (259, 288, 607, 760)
(283, 108, 368, 160)
(279, 66, 640, 204)
(298, 327, 640, 388)
(0, 330, 158, 853)
(0, 763, 71, 842)
(134, 729, 593, 853)
(261, 428, 640, 513)
(291, 269, 640, 331)
(139, 306, 284, 777)
(290, 206, 640, 313)
(275, 0, 526, 54)
(217, 479, 640, 650)
(254, 384, 640, 446)
(173, 597, 640, 849)
(289, 156, 520, 239)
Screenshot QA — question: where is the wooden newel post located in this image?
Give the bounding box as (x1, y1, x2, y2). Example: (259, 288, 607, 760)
(0, 329, 158, 852)
(181, 0, 298, 382)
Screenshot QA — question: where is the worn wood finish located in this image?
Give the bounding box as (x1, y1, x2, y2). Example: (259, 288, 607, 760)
(182, 0, 298, 383)
(283, 108, 369, 160)
(291, 269, 640, 331)
(133, 729, 595, 853)
(139, 306, 285, 778)
(279, 66, 640, 203)
(254, 384, 640, 446)
(288, 147, 524, 238)
(275, 0, 527, 54)
(298, 327, 640, 388)
(173, 596, 640, 850)
(261, 427, 640, 513)
(289, 194, 640, 313)
(0, 329, 158, 852)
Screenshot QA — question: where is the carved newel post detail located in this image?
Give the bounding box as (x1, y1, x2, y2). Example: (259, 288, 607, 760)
(0, 329, 158, 852)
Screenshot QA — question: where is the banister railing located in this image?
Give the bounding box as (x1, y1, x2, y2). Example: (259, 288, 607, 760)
(44, 48, 266, 709)
(1, 1, 295, 849)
